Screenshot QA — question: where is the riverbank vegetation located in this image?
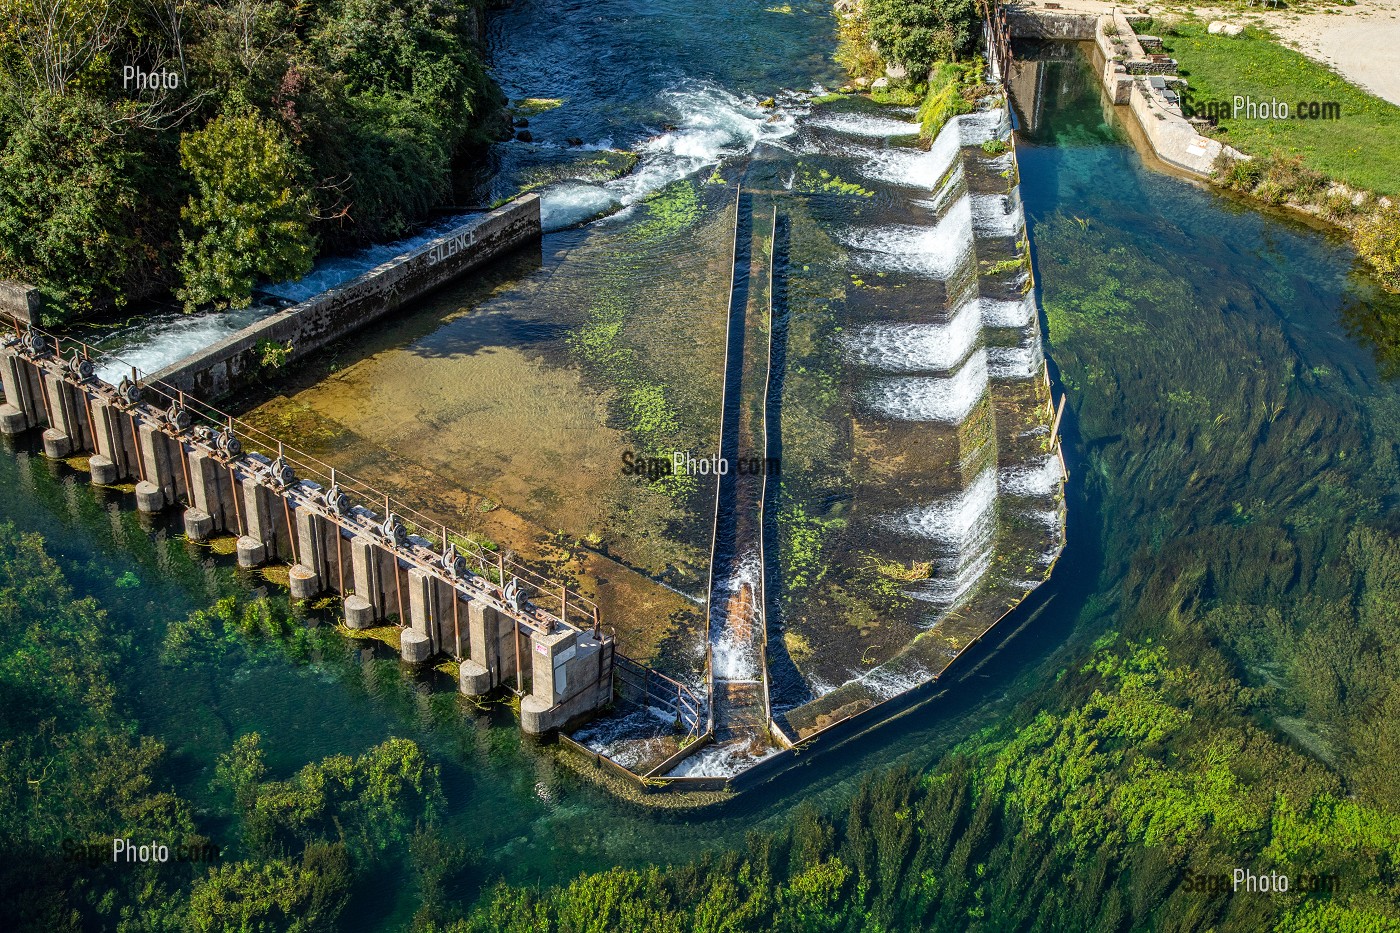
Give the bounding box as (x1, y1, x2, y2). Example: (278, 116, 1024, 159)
(1163, 21, 1400, 197)
(1157, 20, 1400, 289)
(0, 0, 503, 321)
(833, 0, 990, 142)
(0, 520, 453, 930)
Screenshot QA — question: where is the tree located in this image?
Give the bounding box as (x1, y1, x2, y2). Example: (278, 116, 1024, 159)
(177, 108, 315, 309)
(0, 93, 160, 318)
(863, 0, 979, 77)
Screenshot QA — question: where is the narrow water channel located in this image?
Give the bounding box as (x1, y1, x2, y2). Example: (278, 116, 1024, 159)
(6, 27, 1399, 930)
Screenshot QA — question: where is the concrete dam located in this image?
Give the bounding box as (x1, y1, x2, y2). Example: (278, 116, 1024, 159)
(0, 62, 1065, 795)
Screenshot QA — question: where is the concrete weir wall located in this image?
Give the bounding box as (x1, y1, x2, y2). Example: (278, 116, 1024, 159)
(151, 194, 542, 400)
(0, 326, 612, 737)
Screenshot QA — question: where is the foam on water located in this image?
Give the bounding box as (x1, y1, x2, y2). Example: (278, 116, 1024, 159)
(955, 109, 1009, 146)
(912, 162, 965, 216)
(999, 456, 1064, 497)
(986, 344, 1041, 379)
(844, 661, 934, 701)
(605, 83, 801, 207)
(838, 195, 974, 279)
(894, 468, 998, 553)
(809, 112, 921, 137)
(539, 182, 623, 231)
(263, 215, 475, 304)
(842, 297, 982, 372)
(980, 295, 1037, 328)
(856, 121, 962, 189)
(862, 349, 988, 422)
(571, 708, 676, 769)
(667, 741, 780, 778)
(709, 553, 762, 682)
(95, 305, 278, 384)
(971, 193, 1024, 238)
(908, 542, 995, 609)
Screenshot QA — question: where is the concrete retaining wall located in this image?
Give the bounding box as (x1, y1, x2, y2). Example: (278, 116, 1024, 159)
(1006, 9, 1097, 41)
(1091, 12, 1238, 176)
(0, 281, 40, 324)
(151, 194, 542, 400)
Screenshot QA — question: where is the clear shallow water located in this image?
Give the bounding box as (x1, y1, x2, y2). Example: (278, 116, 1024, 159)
(6, 32, 1400, 932)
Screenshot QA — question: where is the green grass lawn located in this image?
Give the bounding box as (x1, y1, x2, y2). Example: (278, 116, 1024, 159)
(1162, 21, 1400, 196)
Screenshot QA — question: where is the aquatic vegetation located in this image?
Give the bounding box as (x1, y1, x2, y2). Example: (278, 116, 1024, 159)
(515, 150, 640, 193)
(513, 97, 566, 116)
(569, 288, 697, 501)
(794, 167, 875, 198)
(257, 338, 294, 371)
(917, 61, 978, 139)
(782, 502, 846, 592)
(867, 556, 933, 582)
(628, 180, 704, 242)
(161, 595, 320, 667)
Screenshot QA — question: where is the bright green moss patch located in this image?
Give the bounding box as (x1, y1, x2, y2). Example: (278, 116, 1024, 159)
(513, 97, 565, 116)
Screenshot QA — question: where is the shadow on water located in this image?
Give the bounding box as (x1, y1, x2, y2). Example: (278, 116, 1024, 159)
(710, 191, 753, 589)
(762, 214, 814, 713)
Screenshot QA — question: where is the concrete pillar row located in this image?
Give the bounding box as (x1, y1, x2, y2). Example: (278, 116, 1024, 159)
(42, 375, 74, 446)
(437, 584, 467, 659)
(89, 399, 131, 479)
(55, 379, 91, 452)
(0, 348, 32, 434)
(407, 567, 440, 656)
(294, 506, 327, 584)
(242, 477, 292, 562)
(188, 450, 228, 533)
(350, 535, 386, 621)
(139, 423, 176, 506)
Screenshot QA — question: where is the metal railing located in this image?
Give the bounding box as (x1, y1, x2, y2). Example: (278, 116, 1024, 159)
(4, 316, 600, 636)
(757, 205, 779, 733)
(614, 653, 704, 739)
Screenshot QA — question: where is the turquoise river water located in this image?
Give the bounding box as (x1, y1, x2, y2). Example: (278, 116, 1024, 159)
(5, 11, 1400, 929)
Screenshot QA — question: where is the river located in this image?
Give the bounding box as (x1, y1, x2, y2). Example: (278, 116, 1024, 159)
(6, 8, 1399, 928)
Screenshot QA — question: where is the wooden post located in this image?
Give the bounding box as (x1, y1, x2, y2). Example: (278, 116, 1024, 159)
(282, 494, 298, 564)
(1050, 394, 1066, 443)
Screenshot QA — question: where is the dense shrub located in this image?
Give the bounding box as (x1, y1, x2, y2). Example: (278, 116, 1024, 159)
(1355, 204, 1400, 290)
(864, 0, 979, 77)
(0, 0, 500, 320)
(178, 110, 316, 309)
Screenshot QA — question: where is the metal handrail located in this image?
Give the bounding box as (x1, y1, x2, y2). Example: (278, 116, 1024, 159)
(614, 652, 704, 739)
(5, 316, 601, 635)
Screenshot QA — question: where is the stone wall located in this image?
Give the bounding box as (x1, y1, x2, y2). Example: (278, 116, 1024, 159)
(151, 194, 542, 399)
(1093, 12, 1240, 176)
